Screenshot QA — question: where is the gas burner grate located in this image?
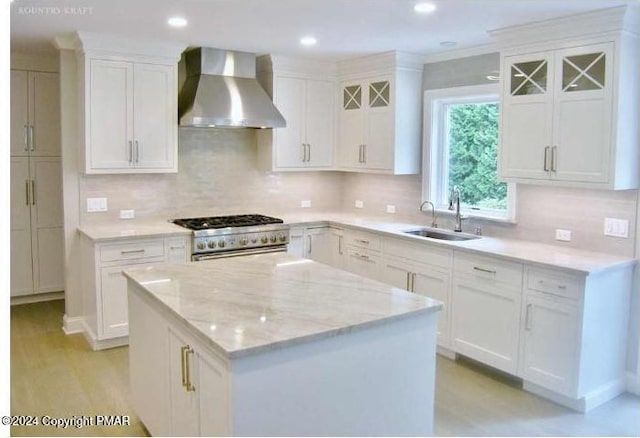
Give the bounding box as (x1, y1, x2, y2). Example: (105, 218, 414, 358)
(173, 214, 284, 230)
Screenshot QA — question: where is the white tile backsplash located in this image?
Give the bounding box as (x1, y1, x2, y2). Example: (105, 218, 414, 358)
(79, 127, 637, 257)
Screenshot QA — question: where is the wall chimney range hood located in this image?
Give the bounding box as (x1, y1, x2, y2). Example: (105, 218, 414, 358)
(178, 47, 286, 129)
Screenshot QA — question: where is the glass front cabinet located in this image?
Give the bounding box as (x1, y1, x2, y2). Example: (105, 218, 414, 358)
(500, 43, 616, 186)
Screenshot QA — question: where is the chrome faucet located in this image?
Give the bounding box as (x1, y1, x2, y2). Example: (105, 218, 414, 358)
(448, 186, 464, 232)
(419, 201, 438, 228)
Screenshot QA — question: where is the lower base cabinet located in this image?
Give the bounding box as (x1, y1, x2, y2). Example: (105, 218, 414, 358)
(81, 235, 188, 349)
(451, 253, 523, 375)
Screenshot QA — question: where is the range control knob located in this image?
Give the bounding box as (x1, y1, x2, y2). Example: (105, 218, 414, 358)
(261, 236, 269, 244)
(278, 234, 287, 242)
(197, 242, 206, 250)
(218, 240, 226, 248)
(269, 234, 277, 243)
(251, 237, 258, 244)
(207, 240, 216, 249)
(239, 237, 249, 246)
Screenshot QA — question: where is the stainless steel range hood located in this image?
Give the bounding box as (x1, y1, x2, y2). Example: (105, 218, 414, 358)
(178, 47, 285, 128)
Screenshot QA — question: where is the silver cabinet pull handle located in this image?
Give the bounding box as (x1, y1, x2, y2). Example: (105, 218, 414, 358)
(525, 304, 533, 331)
(473, 266, 496, 275)
(307, 234, 312, 255)
(120, 249, 145, 255)
(170, 245, 185, 250)
(359, 144, 363, 163)
(29, 125, 34, 151)
(356, 239, 370, 244)
(128, 141, 133, 163)
(406, 272, 411, 290)
(543, 146, 550, 171)
(31, 179, 36, 205)
(135, 140, 140, 163)
(411, 273, 416, 292)
(301, 143, 306, 162)
(551, 146, 557, 172)
(363, 144, 367, 163)
(23, 125, 29, 151)
(338, 235, 343, 255)
(25, 180, 30, 205)
(307, 144, 311, 162)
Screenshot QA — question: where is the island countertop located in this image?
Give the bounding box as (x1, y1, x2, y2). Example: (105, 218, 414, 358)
(124, 252, 442, 359)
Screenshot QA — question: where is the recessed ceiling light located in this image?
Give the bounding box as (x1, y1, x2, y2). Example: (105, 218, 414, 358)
(167, 16, 188, 28)
(414, 2, 436, 14)
(300, 36, 317, 46)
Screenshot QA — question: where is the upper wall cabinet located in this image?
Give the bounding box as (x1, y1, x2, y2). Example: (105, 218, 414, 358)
(11, 70, 61, 157)
(494, 6, 639, 190)
(336, 52, 424, 175)
(72, 33, 186, 174)
(257, 56, 335, 171)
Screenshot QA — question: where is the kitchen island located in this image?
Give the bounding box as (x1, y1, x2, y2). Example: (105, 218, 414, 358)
(124, 252, 442, 436)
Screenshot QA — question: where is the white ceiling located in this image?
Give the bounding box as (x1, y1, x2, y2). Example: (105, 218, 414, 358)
(10, 0, 637, 59)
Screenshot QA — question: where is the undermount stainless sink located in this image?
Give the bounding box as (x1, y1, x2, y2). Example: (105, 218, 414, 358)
(403, 228, 481, 241)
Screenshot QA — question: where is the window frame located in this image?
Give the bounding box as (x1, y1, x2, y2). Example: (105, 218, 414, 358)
(421, 84, 516, 223)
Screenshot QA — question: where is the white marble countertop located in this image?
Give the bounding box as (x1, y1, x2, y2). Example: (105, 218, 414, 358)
(124, 252, 442, 359)
(80, 212, 636, 275)
(78, 220, 191, 241)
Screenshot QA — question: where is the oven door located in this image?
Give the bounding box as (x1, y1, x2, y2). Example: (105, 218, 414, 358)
(192, 245, 287, 261)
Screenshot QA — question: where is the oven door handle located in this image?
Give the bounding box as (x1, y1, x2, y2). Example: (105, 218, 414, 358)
(192, 245, 287, 261)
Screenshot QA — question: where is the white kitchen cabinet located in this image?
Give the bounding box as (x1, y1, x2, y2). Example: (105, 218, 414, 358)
(498, 24, 639, 189)
(336, 52, 423, 174)
(343, 230, 382, 280)
(10, 70, 61, 157)
(286, 226, 305, 257)
(74, 33, 184, 174)
(168, 326, 230, 437)
(84, 59, 177, 173)
(10, 156, 64, 297)
(80, 235, 188, 349)
(289, 225, 347, 270)
(257, 56, 335, 171)
(451, 252, 523, 375)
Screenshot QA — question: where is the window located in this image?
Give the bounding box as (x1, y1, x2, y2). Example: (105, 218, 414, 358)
(422, 84, 515, 222)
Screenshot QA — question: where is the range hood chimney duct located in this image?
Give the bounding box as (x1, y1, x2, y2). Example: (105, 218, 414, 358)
(178, 47, 285, 129)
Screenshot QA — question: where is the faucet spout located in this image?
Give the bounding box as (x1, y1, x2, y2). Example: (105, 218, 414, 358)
(419, 201, 438, 228)
(449, 187, 464, 232)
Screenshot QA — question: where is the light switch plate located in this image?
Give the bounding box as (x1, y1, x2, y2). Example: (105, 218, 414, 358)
(604, 218, 629, 238)
(301, 200, 311, 208)
(120, 209, 135, 219)
(555, 229, 571, 241)
(87, 197, 107, 212)
(386, 205, 396, 214)
(354, 200, 364, 209)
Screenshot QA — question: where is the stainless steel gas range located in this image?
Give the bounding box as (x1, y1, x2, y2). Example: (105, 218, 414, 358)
(172, 214, 290, 261)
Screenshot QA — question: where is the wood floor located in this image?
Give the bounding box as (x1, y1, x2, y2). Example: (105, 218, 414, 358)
(10, 300, 640, 437)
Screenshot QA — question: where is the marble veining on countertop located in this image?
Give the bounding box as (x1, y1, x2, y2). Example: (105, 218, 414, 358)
(124, 252, 442, 359)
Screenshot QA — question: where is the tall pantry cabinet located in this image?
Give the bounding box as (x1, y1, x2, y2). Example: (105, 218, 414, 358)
(10, 69, 64, 297)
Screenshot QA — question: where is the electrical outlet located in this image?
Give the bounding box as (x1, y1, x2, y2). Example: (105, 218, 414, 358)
(386, 205, 396, 214)
(354, 200, 364, 209)
(301, 200, 311, 208)
(120, 209, 135, 219)
(555, 229, 571, 242)
(87, 197, 107, 212)
(604, 218, 629, 238)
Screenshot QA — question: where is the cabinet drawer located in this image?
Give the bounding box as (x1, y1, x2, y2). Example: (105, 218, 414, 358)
(454, 252, 523, 286)
(344, 230, 381, 251)
(383, 238, 452, 269)
(100, 239, 165, 262)
(526, 266, 582, 300)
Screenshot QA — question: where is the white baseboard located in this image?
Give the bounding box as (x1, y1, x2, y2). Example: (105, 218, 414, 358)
(626, 371, 640, 395)
(11, 291, 64, 305)
(80, 320, 128, 350)
(524, 377, 627, 413)
(436, 345, 456, 360)
(62, 314, 84, 334)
